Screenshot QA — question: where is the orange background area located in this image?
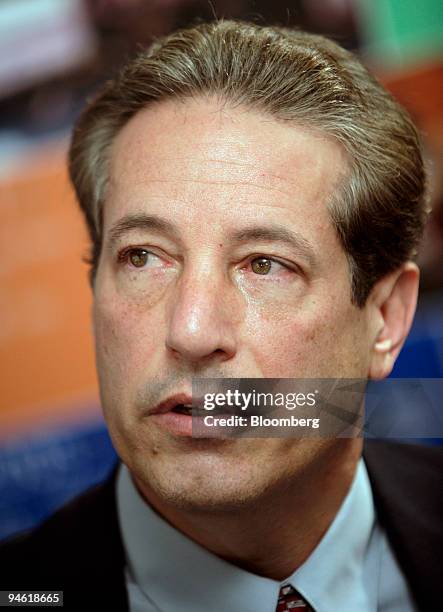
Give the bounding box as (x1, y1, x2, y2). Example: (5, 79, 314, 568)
(0, 144, 99, 437)
(382, 63, 443, 154)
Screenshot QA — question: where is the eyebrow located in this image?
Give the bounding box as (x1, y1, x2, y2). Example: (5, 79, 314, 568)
(107, 213, 181, 250)
(106, 213, 317, 267)
(230, 226, 317, 267)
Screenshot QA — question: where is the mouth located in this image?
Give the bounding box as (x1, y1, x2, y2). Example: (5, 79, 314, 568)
(146, 394, 194, 437)
(149, 393, 195, 416)
(147, 393, 237, 437)
(171, 403, 194, 416)
(149, 393, 236, 417)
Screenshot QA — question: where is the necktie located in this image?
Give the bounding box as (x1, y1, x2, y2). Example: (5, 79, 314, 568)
(276, 584, 314, 611)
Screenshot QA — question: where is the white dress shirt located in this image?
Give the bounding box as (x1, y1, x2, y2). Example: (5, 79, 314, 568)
(116, 459, 417, 612)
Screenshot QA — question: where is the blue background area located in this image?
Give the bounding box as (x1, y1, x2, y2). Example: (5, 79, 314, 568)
(0, 419, 117, 540)
(390, 294, 443, 378)
(1, 294, 443, 541)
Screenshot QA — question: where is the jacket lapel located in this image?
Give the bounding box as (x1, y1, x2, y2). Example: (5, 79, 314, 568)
(364, 440, 443, 610)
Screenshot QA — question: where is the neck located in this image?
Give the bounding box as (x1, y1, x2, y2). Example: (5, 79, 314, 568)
(134, 439, 362, 580)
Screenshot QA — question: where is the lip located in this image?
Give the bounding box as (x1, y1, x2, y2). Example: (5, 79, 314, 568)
(146, 392, 231, 438)
(147, 392, 197, 437)
(147, 393, 194, 416)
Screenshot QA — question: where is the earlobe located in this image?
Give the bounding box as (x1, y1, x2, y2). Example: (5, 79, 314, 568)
(374, 338, 392, 353)
(368, 262, 419, 380)
(370, 339, 394, 380)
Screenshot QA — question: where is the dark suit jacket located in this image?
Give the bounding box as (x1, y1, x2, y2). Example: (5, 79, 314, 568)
(0, 440, 442, 611)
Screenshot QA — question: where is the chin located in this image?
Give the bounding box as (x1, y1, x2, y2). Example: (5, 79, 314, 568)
(129, 448, 276, 513)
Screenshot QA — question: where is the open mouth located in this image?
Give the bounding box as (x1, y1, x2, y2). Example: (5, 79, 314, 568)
(151, 393, 243, 419)
(149, 395, 243, 436)
(171, 403, 194, 416)
(170, 403, 235, 417)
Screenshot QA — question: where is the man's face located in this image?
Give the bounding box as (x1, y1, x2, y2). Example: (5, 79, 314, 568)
(93, 97, 372, 509)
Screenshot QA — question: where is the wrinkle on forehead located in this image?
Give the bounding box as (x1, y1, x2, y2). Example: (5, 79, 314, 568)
(116, 154, 299, 187)
(108, 97, 347, 198)
(109, 175, 295, 199)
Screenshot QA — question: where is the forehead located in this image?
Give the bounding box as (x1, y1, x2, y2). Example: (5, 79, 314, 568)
(106, 97, 348, 239)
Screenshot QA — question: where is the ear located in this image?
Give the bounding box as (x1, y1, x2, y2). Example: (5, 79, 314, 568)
(368, 262, 419, 380)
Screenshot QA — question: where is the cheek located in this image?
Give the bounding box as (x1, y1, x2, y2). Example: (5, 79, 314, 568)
(243, 291, 365, 377)
(115, 266, 177, 309)
(243, 304, 320, 376)
(92, 263, 179, 380)
(93, 292, 162, 397)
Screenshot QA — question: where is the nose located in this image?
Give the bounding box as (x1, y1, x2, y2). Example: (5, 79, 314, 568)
(165, 266, 238, 365)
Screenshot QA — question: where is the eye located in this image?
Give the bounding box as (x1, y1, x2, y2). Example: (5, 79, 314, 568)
(250, 257, 273, 275)
(118, 247, 162, 270)
(128, 248, 150, 268)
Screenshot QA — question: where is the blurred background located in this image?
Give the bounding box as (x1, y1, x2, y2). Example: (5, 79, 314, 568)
(1, 0, 442, 540)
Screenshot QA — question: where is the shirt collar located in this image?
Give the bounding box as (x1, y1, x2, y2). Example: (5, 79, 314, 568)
(289, 459, 376, 611)
(116, 458, 374, 612)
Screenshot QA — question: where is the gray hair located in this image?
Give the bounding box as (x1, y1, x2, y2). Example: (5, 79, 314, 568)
(68, 19, 428, 306)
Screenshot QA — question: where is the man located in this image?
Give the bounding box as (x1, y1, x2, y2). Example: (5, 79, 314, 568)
(1, 20, 442, 612)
